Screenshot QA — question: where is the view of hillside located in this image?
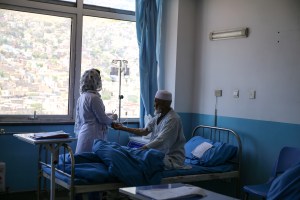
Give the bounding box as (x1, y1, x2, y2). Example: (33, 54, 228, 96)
(0, 8, 140, 118)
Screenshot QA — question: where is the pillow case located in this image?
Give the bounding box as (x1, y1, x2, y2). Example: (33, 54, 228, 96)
(185, 136, 237, 166)
(198, 142, 237, 166)
(184, 136, 212, 159)
(191, 142, 213, 158)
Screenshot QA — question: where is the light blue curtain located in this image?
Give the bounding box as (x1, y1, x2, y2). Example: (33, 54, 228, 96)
(136, 0, 163, 127)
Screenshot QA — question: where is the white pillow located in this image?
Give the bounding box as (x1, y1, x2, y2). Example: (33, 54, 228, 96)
(191, 142, 213, 158)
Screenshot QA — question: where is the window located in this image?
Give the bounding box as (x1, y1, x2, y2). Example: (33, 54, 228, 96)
(84, 0, 135, 12)
(81, 17, 139, 118)
(0, 8, 74, 122)
(0, 0, 139, 123)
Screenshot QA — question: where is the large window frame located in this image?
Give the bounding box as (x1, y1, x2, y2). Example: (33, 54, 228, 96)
(0, 0, 137, 124)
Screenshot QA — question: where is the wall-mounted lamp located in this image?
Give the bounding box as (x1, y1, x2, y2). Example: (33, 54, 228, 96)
(209, 27, 249, 41)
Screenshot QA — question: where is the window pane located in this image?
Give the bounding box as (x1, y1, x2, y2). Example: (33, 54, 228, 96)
(84, 0, 135, 12)
(0, 9, 71, 116)
(82, 16, 139, 118)
(57, 0, 75, 2)
(34, 0, 76, 3)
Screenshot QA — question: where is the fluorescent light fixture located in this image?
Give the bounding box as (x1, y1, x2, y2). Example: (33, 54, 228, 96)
(209, 27, 249, 41)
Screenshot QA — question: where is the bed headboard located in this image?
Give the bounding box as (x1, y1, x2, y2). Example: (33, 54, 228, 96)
(191, 125, 242, 169)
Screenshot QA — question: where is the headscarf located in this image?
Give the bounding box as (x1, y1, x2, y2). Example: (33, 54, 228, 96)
(80, 69, 102, 94)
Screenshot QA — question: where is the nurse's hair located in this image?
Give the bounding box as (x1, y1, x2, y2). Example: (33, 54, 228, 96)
(80, 68, 102, 94)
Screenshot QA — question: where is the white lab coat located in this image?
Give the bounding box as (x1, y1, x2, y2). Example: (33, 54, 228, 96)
(74, 92, 113, 153)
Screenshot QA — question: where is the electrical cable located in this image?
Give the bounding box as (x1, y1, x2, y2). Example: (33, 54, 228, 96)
(214, 96, 218, 127)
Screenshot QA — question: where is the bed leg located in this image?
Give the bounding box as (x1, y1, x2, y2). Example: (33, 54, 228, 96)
(69, 190, 74, 200)
(243, 192, 249, 200)
(236, 178, 241, 198)
(82, 193, 89, 200)
(37, 145, 43, 200)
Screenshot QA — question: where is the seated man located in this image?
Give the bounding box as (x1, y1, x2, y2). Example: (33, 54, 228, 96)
(113, 90, 186, 170)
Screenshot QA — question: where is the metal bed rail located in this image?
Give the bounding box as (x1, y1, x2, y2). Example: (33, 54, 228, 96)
(38, 143, 75, 200)
(192, 125, 242, 196)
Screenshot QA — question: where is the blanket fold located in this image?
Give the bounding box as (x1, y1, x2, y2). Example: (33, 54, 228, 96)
(92, 139, 165, 186)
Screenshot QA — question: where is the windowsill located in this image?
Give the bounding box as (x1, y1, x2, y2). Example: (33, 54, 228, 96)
(0, 121, 75, 126)
(0, 118, 140, 126)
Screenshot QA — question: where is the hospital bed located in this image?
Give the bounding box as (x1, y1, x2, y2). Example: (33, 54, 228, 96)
(38, 125, 242, 200)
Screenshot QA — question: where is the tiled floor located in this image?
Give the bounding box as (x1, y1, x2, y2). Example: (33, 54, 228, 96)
(0, 190, 70, 200)
(0, 189, 131, 200)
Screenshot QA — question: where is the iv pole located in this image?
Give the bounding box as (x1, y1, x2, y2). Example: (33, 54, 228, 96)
(112, 59, 128, 143)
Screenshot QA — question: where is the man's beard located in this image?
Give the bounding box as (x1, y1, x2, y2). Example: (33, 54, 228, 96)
(154, 107, 162, 116)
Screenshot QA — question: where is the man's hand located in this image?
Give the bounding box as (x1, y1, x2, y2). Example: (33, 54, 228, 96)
(111, 122, 123, 130)
(138, 145, 148, 150)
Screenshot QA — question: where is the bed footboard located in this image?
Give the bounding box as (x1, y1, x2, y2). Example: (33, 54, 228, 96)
(190, 125, 242, 196)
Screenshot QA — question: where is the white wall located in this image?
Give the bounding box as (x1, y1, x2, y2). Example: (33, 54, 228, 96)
(160, 0, 179, 103)
(160, 0, 300, 189)
(174, 0, 196, 112)
(161, 0, 196, 112)
(193, 0, 300, 124)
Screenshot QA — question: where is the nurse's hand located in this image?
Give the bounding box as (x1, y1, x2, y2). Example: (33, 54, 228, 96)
(107, 113, 118, 120)
(111, 114, 118, 120)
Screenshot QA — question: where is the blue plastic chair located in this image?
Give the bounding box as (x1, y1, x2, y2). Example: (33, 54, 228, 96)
(243, 146, 300, 200)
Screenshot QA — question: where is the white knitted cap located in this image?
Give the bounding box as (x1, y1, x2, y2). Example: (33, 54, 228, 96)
(155, 90, 172, 101)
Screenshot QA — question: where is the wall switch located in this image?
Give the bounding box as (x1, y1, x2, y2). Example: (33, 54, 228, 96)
(249, 90, 256, 99)
(233, 90, 239, 98)
(215, 89, 222, 97)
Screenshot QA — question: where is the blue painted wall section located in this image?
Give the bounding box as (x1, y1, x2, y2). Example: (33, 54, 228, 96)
(185, 113, 300, 186)
(0, 123, 137, 192)
(0, 124, 75, 192)
(1, 115, 300, 192)
(177, 112, 194, 140)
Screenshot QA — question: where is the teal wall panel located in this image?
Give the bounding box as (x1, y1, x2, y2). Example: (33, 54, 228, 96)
(0, 124, 75, 192)
(181, 113, 300, 186)
(1, 115, 300, 192)
(0, 124, 133, 192)
(177, 112, 193, 140)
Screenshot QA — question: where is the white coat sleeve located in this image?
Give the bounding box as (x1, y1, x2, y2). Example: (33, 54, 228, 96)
(91, 96, 113, 125)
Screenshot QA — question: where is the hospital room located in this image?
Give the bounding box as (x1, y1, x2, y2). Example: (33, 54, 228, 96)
(0, 0, 300, 200)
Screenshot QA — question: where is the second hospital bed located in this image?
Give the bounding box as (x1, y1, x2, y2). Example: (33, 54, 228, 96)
(39, 125, 242, 199)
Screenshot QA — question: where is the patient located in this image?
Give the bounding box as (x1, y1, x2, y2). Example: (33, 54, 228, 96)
(113, 90, 186, 170)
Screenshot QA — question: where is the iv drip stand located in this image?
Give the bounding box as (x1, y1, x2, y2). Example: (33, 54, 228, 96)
(112, 59, 128, 143)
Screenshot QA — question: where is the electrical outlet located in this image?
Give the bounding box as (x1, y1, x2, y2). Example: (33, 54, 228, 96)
(215, 89, 222, 97)
(249, 90, 256, 99)
(233, 90, 239, 98)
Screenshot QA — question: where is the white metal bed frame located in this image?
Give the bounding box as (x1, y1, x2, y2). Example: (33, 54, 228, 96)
(38, 125, 242, 199)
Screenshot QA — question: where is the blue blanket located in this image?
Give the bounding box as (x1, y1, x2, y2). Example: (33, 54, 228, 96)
(92, 139, 165, 186)
(57, 152, 116, 184)
(58, 140, 165, 186)
(56, 140, 235, 186)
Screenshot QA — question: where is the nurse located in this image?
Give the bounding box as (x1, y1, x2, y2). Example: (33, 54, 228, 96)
(74, 68, 117, 153)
